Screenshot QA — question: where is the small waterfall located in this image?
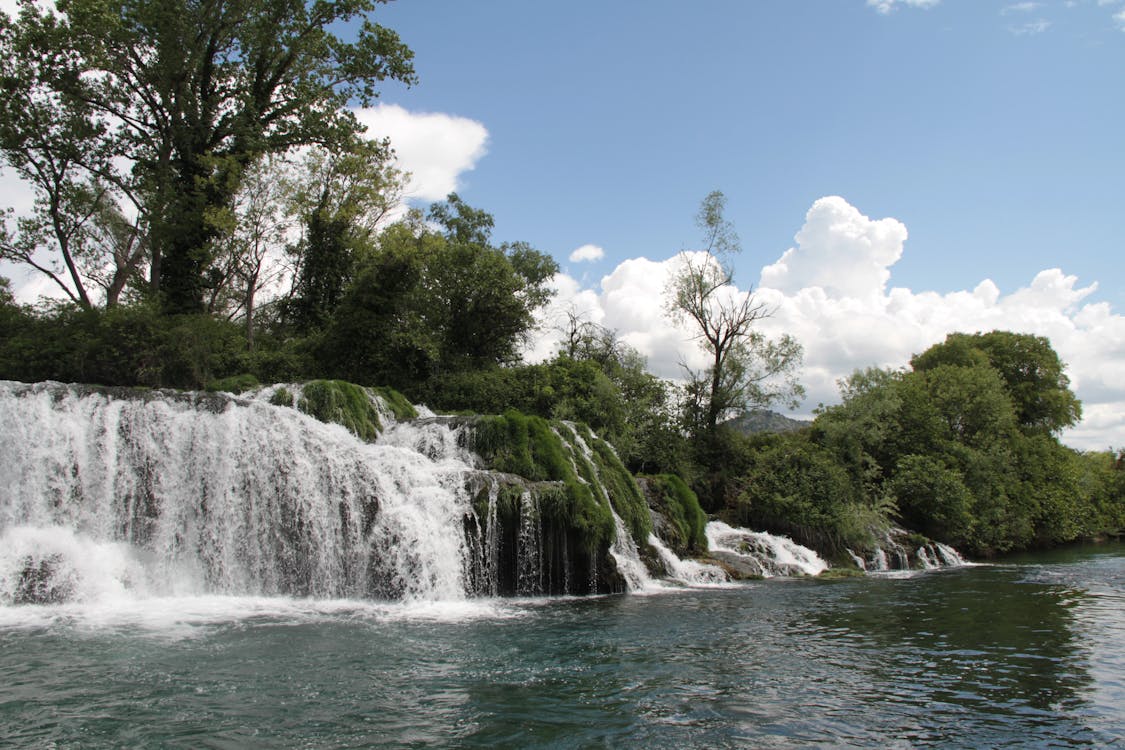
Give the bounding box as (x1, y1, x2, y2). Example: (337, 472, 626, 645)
(609, 510, 654, 590)
(857, 528, 970, 573)
(558, 423, 653, 591)
(935, 542, 966, 566)
(516, 491, 543, 596)
(648, 534, 728, 586)
(705, 521, 828, 577)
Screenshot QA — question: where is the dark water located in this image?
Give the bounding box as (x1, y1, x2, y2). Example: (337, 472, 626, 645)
(2, 545, 1123, 749)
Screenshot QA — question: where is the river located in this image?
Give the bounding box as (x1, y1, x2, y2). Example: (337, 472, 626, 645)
(1, 543, 1122, 748)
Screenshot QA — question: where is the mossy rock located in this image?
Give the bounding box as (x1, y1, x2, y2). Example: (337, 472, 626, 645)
(269, 387, 295, 408)
(298, 380, 383, 442)
(468, 410, 615, 549)
(639, 473, 708, 556)
(818, 567, 867, 580)
(372, 386, 417, 422)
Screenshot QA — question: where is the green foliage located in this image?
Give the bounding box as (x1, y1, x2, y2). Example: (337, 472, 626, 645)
(317, 239, 434, 388)
(269, 387, 295, 408)
(206, 374, 261, 395)
(1, 0, 415, 313)
(0, 302, 250, 388)
(800, 332, 1117, 557)
(732, 432, 886, 554)
(912, 331, 1081, 434)
(642, 474, 708, 555)
(297, 380, 383, 442)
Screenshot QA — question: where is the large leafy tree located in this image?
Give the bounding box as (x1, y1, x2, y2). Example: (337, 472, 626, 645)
(0, 0, 415, 313)
(911, 331, 1081, 435)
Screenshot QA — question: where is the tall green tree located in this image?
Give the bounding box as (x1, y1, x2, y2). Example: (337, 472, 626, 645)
(0, 0, 415, 313)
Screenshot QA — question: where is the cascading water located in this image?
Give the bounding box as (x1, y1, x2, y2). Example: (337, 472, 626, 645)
(557, 423, 654, 591)
(0, 381, 815, 607)
(648, 534, 729, 586)
(849, 527, 970, 573)
(705, 521, 828, 577)
(0, 381, 483, 604)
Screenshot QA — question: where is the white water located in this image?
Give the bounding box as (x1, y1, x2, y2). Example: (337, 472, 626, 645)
(648, 534, 729, 586)
(706, 521, 829, 577)
(0, 382, 481, 605)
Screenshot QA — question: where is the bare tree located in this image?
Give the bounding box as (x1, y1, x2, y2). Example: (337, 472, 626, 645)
(666, 191, 804, 439)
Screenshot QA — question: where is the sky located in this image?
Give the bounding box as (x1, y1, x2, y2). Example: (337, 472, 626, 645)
(2, 0, 1124, 449)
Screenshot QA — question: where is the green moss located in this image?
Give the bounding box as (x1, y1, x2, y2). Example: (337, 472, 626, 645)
(469, 410, 615, 549)
(642, 473, 708, 554)
(205, 373, 260, 394)
(298, 379, 383, 442)
(588, 436, 652, 546)
(905, 532, 931, 549)
(818, 567, 867, 579)
(372, 386, 417, 422)
(269, 387, 295, 408)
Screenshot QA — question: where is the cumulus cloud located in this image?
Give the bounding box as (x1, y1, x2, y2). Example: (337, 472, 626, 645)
(867, 0, 940, 14)
(568, 244, 605, 263)
(760, 196, 907, 300)
(528, 196, 1124, 452)
(353, 103, 489, 202)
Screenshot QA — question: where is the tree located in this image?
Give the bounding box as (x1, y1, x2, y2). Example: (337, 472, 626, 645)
(423, 193, 558, 370)
(282, 141, 405, 335)
(205, 155, 293, 346)
(911, 331, 1081, 435)
(0, 0, 415, 313)
(666, 190, 804, 440)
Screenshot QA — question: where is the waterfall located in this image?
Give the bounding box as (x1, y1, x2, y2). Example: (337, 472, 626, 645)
(516, 491, 543, 596)
(0, 381, 482, 604)
(648, 534, 729, 586)
(705, 521, 828, 577)
(608, 510, 653, 590)
(558, 423, 653, 591)
(852, 528, 970, 573)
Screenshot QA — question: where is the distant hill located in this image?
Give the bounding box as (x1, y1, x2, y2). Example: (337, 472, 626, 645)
(726, 410, 810, 435)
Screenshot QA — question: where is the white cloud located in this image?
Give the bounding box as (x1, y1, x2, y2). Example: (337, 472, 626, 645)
(867, 0, 940, 14)
(1002, 2, 1042, 13)
(1009, 19, 1052, 34)
(760, 196, 907, 301)
(353, 103, 489, 202)
(568, 244, 605, 263)
(528, 196, 1125, 452)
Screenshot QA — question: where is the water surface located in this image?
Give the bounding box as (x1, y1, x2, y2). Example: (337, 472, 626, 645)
(2, 544, 1123, 748)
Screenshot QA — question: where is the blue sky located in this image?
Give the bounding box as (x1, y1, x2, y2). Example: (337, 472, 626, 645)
(371, 0, 1124, 305)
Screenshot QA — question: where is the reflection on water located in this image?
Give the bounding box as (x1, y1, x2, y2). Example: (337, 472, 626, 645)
(1, 545, 1122, 748)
